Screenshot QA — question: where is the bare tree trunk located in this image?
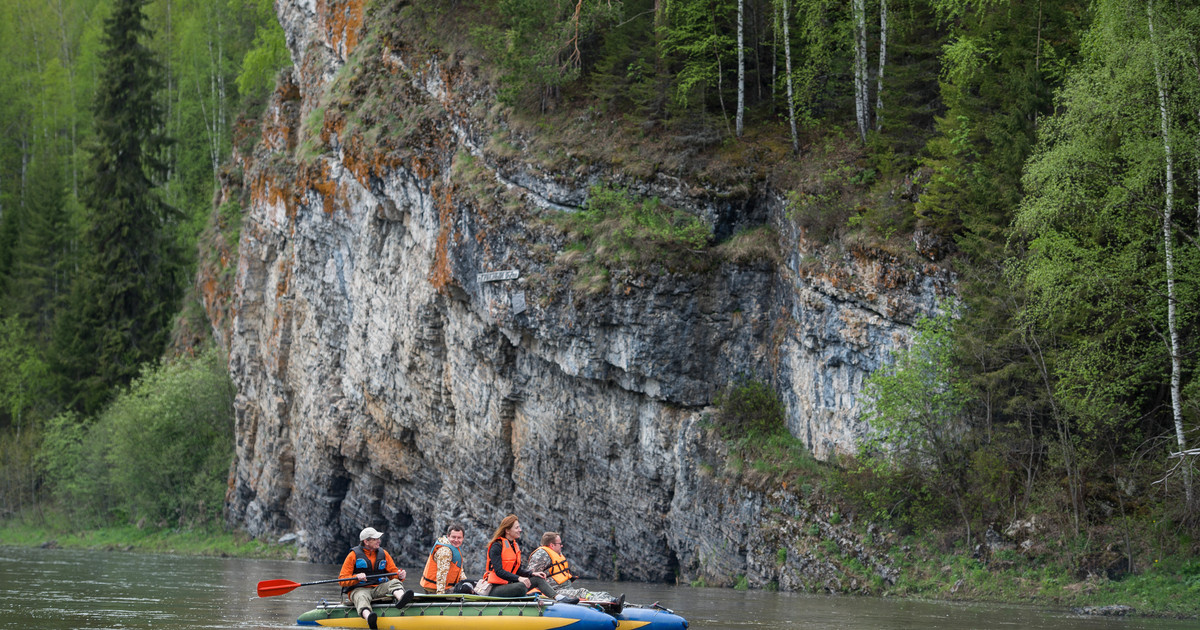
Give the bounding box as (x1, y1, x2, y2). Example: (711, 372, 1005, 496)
(771, 3, 777, 112)
(782, 0, 798, 154)
(165, 0, 174, 189)
(1148, 0, 1192, 510)
(714, 16, 732, 136)
(852, 0, 869, 143)
(736, 0, 744, 137)
(1026, 328, 1080, 534)
(55, 0, 79, 197)
(875, 0, 887, 132)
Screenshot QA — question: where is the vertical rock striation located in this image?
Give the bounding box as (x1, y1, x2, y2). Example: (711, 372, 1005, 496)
(216, 0, 952, 586)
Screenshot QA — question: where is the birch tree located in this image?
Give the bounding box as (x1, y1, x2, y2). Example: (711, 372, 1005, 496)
(1147, 0, 1191, 508)
(875, 0, 887, 131)
(1017, 0, 1200, 512)
(852, 0, 868, 143)
(736, 0, 744, 136)
(780, 0, 797, 153)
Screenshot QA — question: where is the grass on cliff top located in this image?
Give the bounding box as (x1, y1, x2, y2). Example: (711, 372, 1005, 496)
(0, 515, 299, 560)
(548, 184, 714, 291)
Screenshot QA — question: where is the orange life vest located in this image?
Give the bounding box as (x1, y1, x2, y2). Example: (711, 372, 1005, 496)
(482, 537, 521, 585)
(420, 541, 463, 591)
(537, 545, 574, 585)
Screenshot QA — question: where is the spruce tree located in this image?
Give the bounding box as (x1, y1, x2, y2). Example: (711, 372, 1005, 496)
(10, 151, 73, 340)
(56, 0, 179, 414)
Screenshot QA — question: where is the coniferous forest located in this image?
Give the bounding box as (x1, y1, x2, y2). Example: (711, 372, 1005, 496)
(2, 0, 1200, 611)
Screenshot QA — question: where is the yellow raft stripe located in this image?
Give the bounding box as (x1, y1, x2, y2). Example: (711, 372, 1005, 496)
(614, 622, 650, 630)
(313, 617, 579, 629)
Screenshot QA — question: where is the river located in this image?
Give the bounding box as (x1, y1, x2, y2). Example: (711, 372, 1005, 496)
(0, 545, 1193, 629)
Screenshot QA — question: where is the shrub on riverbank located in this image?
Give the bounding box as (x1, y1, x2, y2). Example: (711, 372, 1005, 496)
(36, 346, 234, 528)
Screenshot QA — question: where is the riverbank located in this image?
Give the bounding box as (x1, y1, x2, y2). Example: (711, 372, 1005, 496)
(3, 518, 1196, 619)
(881, 537, 1200, 619)
(0, 520, 300, 560)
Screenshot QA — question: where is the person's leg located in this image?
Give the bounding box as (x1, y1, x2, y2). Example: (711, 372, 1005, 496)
(375, 579, 404, 598)
(490, 582, 528, 597)
(375, 579, 413, 607)
(349, 588, 378, 629)
(350, 588, 374, 615)
(528, 576, 557, 599)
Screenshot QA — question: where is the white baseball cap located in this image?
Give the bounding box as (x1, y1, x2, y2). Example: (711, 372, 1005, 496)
(359, 527, 383, 541)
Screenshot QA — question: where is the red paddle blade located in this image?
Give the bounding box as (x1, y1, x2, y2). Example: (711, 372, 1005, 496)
(257, 579, 301, 597)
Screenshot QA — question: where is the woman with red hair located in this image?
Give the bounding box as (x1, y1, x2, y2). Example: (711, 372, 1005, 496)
(477, 514, 558, 598)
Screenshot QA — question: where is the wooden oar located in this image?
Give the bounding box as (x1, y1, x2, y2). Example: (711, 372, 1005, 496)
(257, 572, 399, 597)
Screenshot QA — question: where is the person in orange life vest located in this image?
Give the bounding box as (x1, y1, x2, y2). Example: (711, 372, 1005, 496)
(478, 514, 558, 598)
(338, 527, 415, 630)
(528, 532, 620, 608)
(420, 523, 475, 594)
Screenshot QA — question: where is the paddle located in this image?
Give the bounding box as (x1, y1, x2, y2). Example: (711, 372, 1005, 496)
(257, 572, 399, 597)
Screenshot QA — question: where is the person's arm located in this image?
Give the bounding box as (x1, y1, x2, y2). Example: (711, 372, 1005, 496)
(527, 548, 551, 574)
(434, 546, 452, 593)
(383, 551, 405, 581)
(338, 553, 361, 589)
(489, 541, 521, 583)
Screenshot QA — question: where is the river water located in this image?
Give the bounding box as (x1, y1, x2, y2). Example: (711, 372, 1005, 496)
(0, 545, 1193, 630)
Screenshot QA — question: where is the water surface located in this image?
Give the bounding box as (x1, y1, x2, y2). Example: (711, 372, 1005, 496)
(0, 545, 1191, 629)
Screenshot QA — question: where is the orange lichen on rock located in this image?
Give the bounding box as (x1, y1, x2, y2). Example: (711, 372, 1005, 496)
(296, 161, 341, 215)
(318, 0, 365, 61)
(341, 136, 406, 190)
(428, 181, 455, 291)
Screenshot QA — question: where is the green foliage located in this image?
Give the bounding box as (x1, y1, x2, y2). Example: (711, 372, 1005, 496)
(0, 317, 51, 432)
(0, 426, 43, 516)
(37, 411, 106, 522)
(661, 0, 738, 112)
(552, 185, 712, 292)
(1014, 0, 1200, 469)
(54, 0, 182, 415)
(862, 313, 970, 462)
(586, 0, 664, 116)
(734, 574, 750, 590)
(234, 0, 291, 103)
(857, 312, 979, 534)
(473, 0, 621, 110)
(713, 377, 787, 439)
(916, 0, 1084, 258)
(712, 377, 822, 488)
(37, 347, 235, 527)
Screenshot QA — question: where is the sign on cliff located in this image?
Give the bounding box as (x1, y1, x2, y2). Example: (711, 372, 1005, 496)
(477, 269, 519, 283)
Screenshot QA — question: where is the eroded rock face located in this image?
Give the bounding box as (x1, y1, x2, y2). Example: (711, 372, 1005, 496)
(218, 0, 952, 585)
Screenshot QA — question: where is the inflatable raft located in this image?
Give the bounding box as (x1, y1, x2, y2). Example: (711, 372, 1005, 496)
(612, 605, 688, 630)
(295, 594, 687, 630)
(296, 594, 615, 629)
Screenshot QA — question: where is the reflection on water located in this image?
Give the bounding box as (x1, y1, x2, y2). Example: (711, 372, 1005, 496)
(0, 545, 1193, 629)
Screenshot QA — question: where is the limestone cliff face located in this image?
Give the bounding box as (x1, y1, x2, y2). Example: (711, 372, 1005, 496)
(217, 0, 951, 587)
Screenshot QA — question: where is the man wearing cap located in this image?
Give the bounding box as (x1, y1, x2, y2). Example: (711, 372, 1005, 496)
(338, 527, 415, 630)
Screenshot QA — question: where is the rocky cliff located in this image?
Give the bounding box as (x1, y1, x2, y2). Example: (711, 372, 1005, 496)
(212, 0, 952, 589)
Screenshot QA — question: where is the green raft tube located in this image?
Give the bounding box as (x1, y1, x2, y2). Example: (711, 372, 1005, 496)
(296, 593, 615, 630)
(296, 593, 687, 630)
